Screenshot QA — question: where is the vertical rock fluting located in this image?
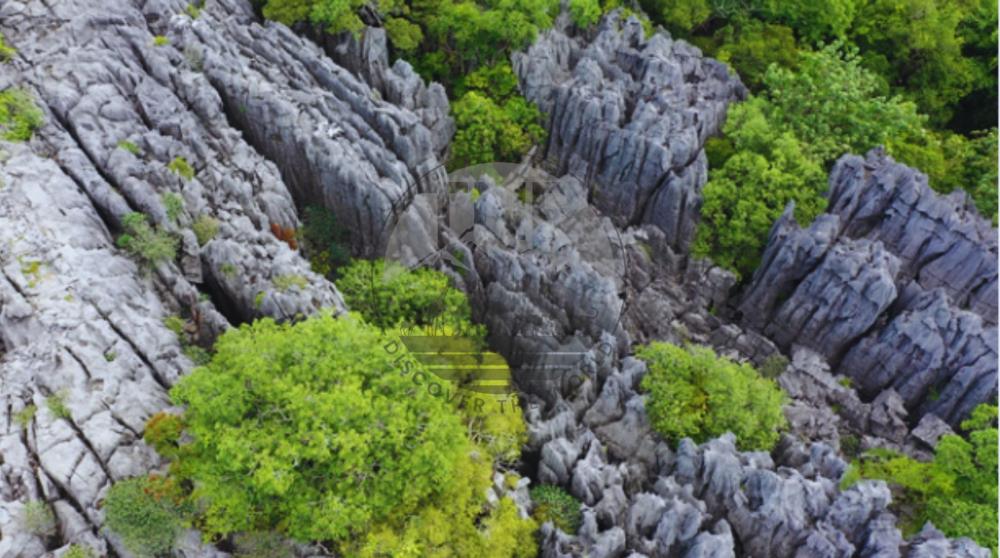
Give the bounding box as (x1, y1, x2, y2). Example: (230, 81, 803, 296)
(740, 150, 998, 428)
(513, 13, 746, 251)
(0, 0, 448, 552)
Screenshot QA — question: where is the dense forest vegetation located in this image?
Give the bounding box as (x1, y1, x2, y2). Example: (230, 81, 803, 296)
(58, 0, 992, 555)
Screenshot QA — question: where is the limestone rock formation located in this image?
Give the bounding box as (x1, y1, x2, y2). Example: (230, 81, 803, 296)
(739, 151, 998, 428)
(0, 0, 450, 552)
(513, 13, 746, 250)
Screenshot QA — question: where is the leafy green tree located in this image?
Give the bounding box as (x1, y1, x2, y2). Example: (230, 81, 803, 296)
(449, 62, 546, 167)
(849, 0, 978, 126)
(706, 20, 800, 91)
(755, 0, 858, 43)
(336, 258, 484, 335)
(842, 404, 997, 554)
(694, 98, 827, 277)
(169, 313, 535, 555)
(637, 342, 787, 451)
(760, 43, 926, 166)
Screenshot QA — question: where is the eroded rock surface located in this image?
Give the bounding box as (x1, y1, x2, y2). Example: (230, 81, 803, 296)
(513, 13, 746, 250)
(739, 151, 998, 428)
(0, 0, 454, 552)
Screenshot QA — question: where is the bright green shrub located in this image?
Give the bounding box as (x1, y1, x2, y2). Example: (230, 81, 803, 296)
(168, 313, 535, 555)
(569, 0, 602, 28)
(530, 485, 582, 533)
(637, 342, 787, 451)
(192, 214, 220, 246)
(167, 156, 194, 180)
(143, 412, 184, 457)
(336, 258, 484, 337)
(103, 476, 186, 557)
(1, 33, 16, 62)
(152, 35, 170, 47)
(0, 88, 43, 142)
(693, 98, 827, 278)
(117, 212, 178, 268)
(843, 404, 997, 554)
(46, 391, 71, 421)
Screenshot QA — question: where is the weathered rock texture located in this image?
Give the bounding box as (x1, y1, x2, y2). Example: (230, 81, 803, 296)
(739, 150, 998, 428)
(513, 13, 746, 250)
(0, 0, 451, 552)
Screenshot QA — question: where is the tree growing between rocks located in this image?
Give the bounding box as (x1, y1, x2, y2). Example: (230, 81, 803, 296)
(637, 342, 787, 451)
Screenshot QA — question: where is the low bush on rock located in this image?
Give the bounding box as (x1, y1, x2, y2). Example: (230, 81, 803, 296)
(842, 403, 998, 554)
(637, 342, 787, 451)
(117, 212, 178, 269)
(530, 485, 582, 533)
(0, 88, 44, 142)
(103, 476, 187, 557)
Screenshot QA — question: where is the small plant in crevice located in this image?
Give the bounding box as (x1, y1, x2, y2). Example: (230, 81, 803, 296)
(300, 205, 350, 279)
(117, 140, 141, 156)
(192, 214, 219, 246)
(20, 500, 56, 537)
(63, 545, 97, 558)
(14, 404, 36, 429)
(117, 212, 178, 270)
(219, 262, 237, 278)
(530, 485, 582, 534)
(838, 376, 853, 389)
(46, 390, 71, 421)
(0, 88, 44, 142)
(0, 33, 15, 62)
(162, 192, 185, 223)
(254, 291, 266, 309)
(184, 1, 203, 19)
(167, 156, 194, 180)
(152, 35, 170, 47)
(273, 274, 308, 292)
(103, 476, 187, 558)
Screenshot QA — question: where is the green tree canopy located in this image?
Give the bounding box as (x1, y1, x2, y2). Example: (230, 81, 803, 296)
(637, 342, 787, 451)
(167, 313, 535, 555)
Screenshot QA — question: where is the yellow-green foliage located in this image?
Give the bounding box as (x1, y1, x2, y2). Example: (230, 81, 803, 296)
(14, 404, 36, 429)
(20, 500, 55, 536)
(192, 214, 219, 246)
(0, 88, 43, 142)
(104, 476, 186, 557)
(166, 314, 536, 555)
(638, 342, 787, 451)
(167, 156, 194, 180)
(272, 274, 308, 292)
(153, 35, 170, 47)
(843, 404, 998, 554)
(0, 33, 16, 62)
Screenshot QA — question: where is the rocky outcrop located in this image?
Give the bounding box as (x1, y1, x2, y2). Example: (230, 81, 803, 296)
(828, 149, 997, 325)
(0, 0, 451, 552)
(739, 151, 998, 428)
(513, 12, 746, 250)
